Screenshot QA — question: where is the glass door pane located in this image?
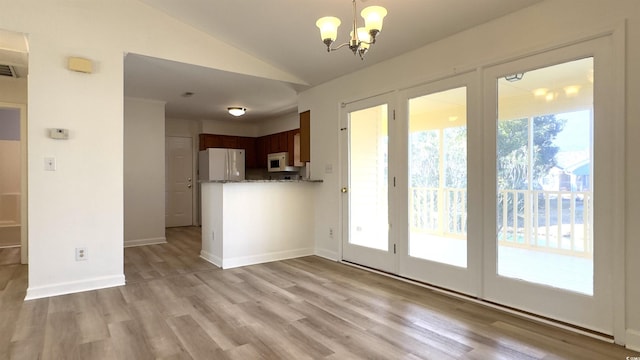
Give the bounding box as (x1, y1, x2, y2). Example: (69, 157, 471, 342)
(496, 58, 593, 295)
(348, 104, 389, 251)
(409, 87, 467, 267)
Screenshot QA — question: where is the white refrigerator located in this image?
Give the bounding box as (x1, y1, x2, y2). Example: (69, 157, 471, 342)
(198, 148, 245, 181)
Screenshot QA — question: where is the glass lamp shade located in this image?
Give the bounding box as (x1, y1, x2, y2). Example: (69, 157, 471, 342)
(316, 16, 341, 42)
(361, 6, 387, 33)
(227, 107, 246, 116)
(351, 27, 371, 49)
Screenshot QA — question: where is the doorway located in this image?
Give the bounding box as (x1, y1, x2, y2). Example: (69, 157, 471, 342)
(165, 136, 194, 227)
(0, 105, 26, 265)
(482, 38, 616, 335)
(341, 94, 396, 274)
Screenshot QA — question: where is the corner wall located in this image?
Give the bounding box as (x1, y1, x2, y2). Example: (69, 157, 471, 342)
(124, 97, 166, 247)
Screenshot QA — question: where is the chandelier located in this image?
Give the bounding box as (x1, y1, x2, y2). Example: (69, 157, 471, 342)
(315, 0, 387, 60)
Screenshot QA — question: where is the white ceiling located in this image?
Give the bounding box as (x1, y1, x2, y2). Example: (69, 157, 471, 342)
(130, 0, 542, 122)
(1, 0, 544, 122)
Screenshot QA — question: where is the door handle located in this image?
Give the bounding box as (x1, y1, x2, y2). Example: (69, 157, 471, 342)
(341, 187, 348, 193)
(188, 178, 192, 182)
(187, 184, 192, 189)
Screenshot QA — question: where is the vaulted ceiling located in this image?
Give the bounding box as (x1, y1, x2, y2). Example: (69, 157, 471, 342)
(1, 1, 544, 122)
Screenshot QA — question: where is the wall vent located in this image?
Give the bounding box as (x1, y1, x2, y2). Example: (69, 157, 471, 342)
(0, 64, 17, 78)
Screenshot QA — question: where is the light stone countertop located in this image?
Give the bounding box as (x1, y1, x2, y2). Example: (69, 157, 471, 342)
(199, 179, 323, 184)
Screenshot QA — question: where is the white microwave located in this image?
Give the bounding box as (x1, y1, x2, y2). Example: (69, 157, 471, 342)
(267, 152, 289, 172)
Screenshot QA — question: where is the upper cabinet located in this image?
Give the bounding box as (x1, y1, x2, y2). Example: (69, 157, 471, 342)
(237, 136, 256, 169)
(199, 113, 310, 169)
(300, 110, 310, 163)
(199, 134, 256, 168)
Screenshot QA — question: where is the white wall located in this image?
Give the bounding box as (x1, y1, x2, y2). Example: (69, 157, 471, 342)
(199, 111, 300, 138)
(124, 97, 166, 247)
(256, 112, 300, 137)
(0, 0, 305, 299)
(200, 118, 259, 138)
(299, 0, 640, 349)
(200, 182, 315, 269)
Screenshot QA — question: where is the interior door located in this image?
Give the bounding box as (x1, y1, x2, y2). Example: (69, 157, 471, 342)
(398, 73, 481, 296)
(166, 136, 193, 227)
(341, 94, 396, 273)
(482, 37, 615, 334)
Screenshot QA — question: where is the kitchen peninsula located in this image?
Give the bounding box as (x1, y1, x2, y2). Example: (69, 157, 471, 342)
(200, 179, 321, 269)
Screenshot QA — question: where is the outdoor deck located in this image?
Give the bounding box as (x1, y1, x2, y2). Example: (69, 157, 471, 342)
(409, 234, 592, 295)
(410, 188, 593, 295)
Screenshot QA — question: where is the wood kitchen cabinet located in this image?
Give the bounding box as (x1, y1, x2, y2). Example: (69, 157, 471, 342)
(255, 136, 268, 169)
(199, 134, 224, 150)
(221, 136, 237, 149)
(300, 110, 310, 162)
(200, 127, 304, 170)
(287, 130, 295, 165)
(237, 136, 256, 169)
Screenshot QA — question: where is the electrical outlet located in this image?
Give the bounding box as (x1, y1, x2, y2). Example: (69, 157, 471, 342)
(329, 228, 334, 238)
(75, 247, 88, 261)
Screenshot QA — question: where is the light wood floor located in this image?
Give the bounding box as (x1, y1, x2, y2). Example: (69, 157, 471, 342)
(0, 226, 637, 359)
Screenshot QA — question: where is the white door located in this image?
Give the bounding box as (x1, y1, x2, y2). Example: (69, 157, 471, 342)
(482, 37, 617, 334)
(341, 94, 396, 273)
(166, 136, 193, 227)
(398, 73, 481, 296)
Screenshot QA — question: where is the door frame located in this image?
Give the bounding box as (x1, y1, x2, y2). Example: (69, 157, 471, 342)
(165, 135, 194, 227)
(0, 102, 27, 264)
(397, 71, 481, 296)
(340, 92, 398, 274)
(481, 35, 624, 337)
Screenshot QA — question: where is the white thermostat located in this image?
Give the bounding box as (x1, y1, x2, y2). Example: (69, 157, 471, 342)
(49, 128, 69, 140)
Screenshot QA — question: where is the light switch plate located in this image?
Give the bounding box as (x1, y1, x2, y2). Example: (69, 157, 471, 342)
(44, 157, 56, 171)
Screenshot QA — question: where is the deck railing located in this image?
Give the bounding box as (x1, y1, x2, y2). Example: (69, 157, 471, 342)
(409, 188, 593, 257)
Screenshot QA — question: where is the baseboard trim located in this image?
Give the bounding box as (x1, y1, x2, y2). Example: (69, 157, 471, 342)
(221, 248, 314, 269)
(627, 329, 640, 352)
(25, 274, 125, 300)
(124, 237, 167, 248)
(200, 250, 222, 268)
(314, 248, 339, 261)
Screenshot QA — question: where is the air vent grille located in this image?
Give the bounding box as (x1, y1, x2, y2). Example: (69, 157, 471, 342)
(0, 65, 17, 78)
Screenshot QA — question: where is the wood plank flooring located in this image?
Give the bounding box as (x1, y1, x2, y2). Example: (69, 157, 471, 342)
(0, 226, 637, 359)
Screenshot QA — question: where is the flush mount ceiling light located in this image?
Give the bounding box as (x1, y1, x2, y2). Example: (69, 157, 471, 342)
(316, 0, 387, 60)
(227, 107, 246, 117)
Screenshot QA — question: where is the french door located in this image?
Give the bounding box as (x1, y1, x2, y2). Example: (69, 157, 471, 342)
(482, 37, 616, 334)
(398, 73, 480, 296)
(341, 94, 396, 273)
(341, 36, 618, 335)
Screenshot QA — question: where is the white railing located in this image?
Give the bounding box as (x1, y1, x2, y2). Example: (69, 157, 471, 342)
(497, 190, 592, 257)
(410, 187, 466, 239)
(409, 188, 592, 257)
